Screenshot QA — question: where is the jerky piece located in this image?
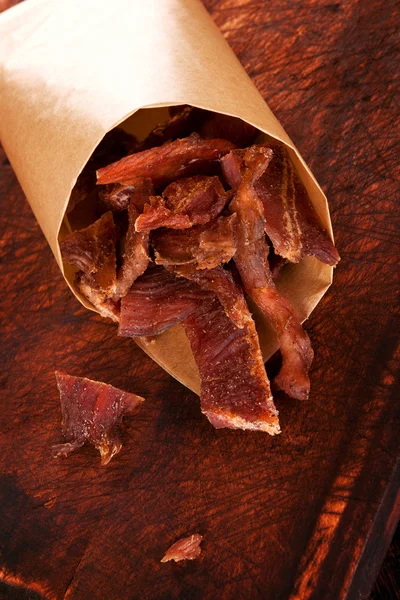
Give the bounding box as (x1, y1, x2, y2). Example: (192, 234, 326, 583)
(152, 214, 237, 270)
(231, 146, 314, 401)
(68, 128, 137, 213)
(255, 144, 340, 265)
(183, 299, 280, 434)
(161, 534, 203, 563)
(199, 112, 258, 147)
(197, 214, 237, 269)
(96, 134, 236, 186)
(52, 371, 144, 465)
(60, 211, 117, 295)
(75, 273, 119, 323)
(136, 197, 192, 232)
(135, 176, 230, 232)
(118, 266, 214, 337)
(221, 149, 245, 189)
(223, 147, 340, 266)
(169, 264, 254, 330)
(99, 178, 154, 213)
(115, 202, 149, 299)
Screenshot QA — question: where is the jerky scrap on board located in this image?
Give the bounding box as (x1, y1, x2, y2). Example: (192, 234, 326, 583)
(161, 534, 203, 563)
(52, 371, 144, 465)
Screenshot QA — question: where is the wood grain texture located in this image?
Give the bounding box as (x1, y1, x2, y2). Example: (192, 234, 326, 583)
(0, 1, 399, 599)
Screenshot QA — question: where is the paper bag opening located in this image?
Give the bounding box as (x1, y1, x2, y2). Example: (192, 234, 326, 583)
(60, 106, 333, 394)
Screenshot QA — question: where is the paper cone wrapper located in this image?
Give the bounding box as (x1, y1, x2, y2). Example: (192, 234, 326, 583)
(0, 0, 334, 393)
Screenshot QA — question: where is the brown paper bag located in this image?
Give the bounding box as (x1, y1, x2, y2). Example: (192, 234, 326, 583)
(0, 0, 334, 393)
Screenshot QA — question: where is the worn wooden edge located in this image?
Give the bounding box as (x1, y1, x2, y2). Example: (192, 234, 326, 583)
(349, 460, 400, 600)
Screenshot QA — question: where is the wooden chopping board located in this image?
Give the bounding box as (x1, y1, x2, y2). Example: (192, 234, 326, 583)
(0, 0, 399, 598)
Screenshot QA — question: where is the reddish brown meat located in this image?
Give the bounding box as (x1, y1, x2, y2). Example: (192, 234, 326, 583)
(99, 178, 154, 213)
(152, 214, 237, 270)
(135, 196, 192, 232)
(52, 371, 144, 465)
(169, 265, 250, 330)
(255, 144, 340, 265)
(96, 134, 236, 186)
(75, 273, 119, 323)
(197, 213, 237, 269)
(161, 534, 203, 563)
(60, 211, 117, 296)
(221, 149, 245, 189)
(118, 266, 214, 337)
(223, 147, 340, 266)
(135, 176, 230, 232)
(115, 202, 149, 298)
(231, 146, 314, 400)
(183, 300, 280, 433)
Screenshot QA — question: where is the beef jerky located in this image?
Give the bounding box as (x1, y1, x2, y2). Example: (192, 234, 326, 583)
(75, 273, 119, 323)
(52, 371, 144, 465)
(197, 213, 237, 269)
(60, 211, 117, 296)
(135, 196, 192, 232)
(115, 202, 149, 299)
(183, 299, 280, 434)
(161, 534, 203, 563)
(221, 149, 245, 189)
(255, 144, 340, 265)
(99, 178, 154, 213)
(152, 214, 237, 270)
(222, 147, 340, 266)
(118, 266, 214, 337)
(96, 134, 236, 186)
(135, 176, 230, 232)
(231, 146, 314, 400)
(169, 264, 254, 330)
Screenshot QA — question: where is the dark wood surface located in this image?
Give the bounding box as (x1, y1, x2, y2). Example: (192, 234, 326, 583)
(0, 0, 399, 599)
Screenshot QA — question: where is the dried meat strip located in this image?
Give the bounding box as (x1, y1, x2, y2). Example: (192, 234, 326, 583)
(169, 264, 254, 330)
(183, 299, 280, 433)
(222, 146, 340, 266)
(75, 273, 119, 322)
(118, 266, 214, 337)
(135, 175, 230, 232)
(152, 214, 237, 270)
(52, 371, 144, 465)
(99, 178, 154, 213)
(161, 534, 203, 563)
(231, 146, 314, 400)
(96, 134, 236, 186)
(255, 144, 340, 265)
(60, 211, 117, 296)
(115, 201, 149, 298)
(135, 196, 192, 232)
(221, 149, 245, 189)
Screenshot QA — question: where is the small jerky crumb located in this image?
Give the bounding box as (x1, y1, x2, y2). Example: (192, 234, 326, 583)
(52, 371, 144, 465)
(161, 534, 203, 563)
